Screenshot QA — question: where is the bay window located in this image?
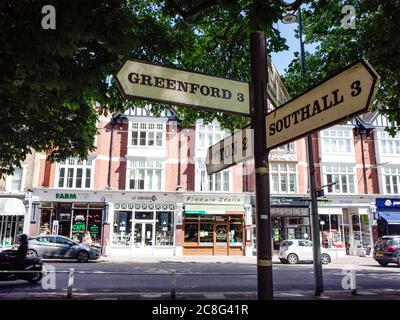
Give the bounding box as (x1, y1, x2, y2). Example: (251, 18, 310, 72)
(325, 165, 355, 193)
(382, 167, 400, 194)
(322, 129, 353, 153)
(128, 160, 163, 191)
(131, 122, 164, 147)
(270, 163, 297, 193)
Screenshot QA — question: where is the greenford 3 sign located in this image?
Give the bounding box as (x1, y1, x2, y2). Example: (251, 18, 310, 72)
(115, 59, 250, 115)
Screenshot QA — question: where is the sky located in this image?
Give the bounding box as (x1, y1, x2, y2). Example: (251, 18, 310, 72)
(270, 20, 318, 76)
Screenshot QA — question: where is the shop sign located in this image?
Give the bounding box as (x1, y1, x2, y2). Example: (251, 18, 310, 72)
(270, 197, 310, 207)
(56, 193, 77, 200)
(72, 222, 86, 232)
(376, 198, 400, 209)
(184, 195, 244, 204)
(90, 224, 99, 236)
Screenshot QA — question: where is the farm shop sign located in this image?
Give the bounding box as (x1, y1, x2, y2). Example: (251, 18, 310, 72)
(56, 193, 77, 200)
(265, 59, 379, 150)
(184, 195, 245, 204)
(116, 60, 250, 115)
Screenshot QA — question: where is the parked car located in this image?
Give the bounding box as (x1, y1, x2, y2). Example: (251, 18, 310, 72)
(373, 235, 400, 267)
(27, 235, 101, 263)
(278, 239, 332, 264)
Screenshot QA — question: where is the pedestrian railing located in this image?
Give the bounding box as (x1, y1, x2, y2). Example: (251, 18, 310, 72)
(0, 269, 256, 299)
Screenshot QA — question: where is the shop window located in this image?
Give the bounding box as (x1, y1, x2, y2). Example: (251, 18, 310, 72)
(56, 158, 94, 189)
(184, 224, 198, 242)
(229, 224, 243, 246)
(112, 211, 132, 246)
(155, 212, 174, 246)
(200, 224, 213, 244)
(319, 214, 345, 248)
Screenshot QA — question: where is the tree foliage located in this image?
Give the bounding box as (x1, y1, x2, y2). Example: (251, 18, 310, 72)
(283, 0, 400, 135)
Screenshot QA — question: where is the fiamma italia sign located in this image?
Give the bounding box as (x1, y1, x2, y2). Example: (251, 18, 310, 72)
(116, 60, 250, 115)
(206, 125, 253, 175)
(265, 59, 379, 150)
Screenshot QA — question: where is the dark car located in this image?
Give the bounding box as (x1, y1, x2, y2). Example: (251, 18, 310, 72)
(27, 235, 101, 263)
(373, 235, 400, 267)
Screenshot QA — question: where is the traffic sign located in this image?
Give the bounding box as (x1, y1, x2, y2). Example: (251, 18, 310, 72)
(265, 59, 379, 150)
(115, 59, 250, 115)
(206, 125, 253, 175)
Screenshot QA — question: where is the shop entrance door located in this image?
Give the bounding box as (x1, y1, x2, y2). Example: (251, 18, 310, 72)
(215, 223, 228, 255)
(133, 222, 154, 254)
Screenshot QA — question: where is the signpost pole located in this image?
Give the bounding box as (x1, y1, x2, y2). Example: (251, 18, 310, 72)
(297, 7, 324, 296)
(250, 31, 273, 300)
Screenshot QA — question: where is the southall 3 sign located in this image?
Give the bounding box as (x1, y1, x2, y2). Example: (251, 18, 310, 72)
(116, 60, 250, 115)
(265, 59, 379, 150)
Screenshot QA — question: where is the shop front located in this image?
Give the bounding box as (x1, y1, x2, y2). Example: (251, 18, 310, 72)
(376, 198, 400, 236)
(31, 190, 108, 249)
(182, 194, 250, 256)
(0, 197, 27, 248)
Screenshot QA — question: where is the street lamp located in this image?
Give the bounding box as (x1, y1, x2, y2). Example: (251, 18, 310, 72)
(281, 4, 324, 297)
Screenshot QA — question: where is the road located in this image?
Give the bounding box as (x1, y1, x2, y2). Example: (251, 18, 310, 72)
(0, 257, 399, 298)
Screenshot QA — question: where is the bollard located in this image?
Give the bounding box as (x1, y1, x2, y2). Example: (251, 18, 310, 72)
(170, 270, 176, 299)
(350, 269, 357, 295)
(67, 268, 74, 299)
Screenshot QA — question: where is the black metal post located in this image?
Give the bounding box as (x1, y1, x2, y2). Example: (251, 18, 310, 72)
(298, 7, 324, 296)
(250, 31, 273, 300)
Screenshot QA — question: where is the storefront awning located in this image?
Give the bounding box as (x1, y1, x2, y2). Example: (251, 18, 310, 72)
(185, 204, 244, 215)
(0, 198, 26, 216)
(378, 211, 400, 225)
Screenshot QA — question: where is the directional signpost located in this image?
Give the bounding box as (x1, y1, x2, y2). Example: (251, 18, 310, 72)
(265, 59, 379, 150)
(115, 59, 250, 115)
(116, 49, 379, 301)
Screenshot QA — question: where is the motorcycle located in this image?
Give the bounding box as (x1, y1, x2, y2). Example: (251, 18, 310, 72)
(0, 250, 43, 284)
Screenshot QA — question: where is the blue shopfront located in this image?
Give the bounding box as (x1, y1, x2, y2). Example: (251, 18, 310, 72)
(376, 198, 400, 236)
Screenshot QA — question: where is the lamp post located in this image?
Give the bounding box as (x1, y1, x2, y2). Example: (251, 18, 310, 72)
(282, 4, 324, 296)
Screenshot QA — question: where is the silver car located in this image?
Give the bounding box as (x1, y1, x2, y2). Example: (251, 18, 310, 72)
(27, 235, 101, 263)
(278, 239, 332, 264)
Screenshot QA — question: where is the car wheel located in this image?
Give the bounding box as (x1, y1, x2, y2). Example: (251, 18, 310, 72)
(321, 253, 331, 264)
(27, 249, 38, 257)
(280, 259, 288, 264)
(397, 255, 400, 267)
(378, 261, 389, 266)
(287, 253, 298, 264)
(77, 251, 90, 263)
(27, 272, 42, 284)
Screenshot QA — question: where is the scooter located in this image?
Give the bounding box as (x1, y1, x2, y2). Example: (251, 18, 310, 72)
(0, 250, 43, 284)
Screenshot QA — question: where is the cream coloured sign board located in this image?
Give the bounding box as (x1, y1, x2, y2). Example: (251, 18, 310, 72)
(206, 125, 253, 175)
(265, 59, 379, 150)
(116, 60, 250, 115)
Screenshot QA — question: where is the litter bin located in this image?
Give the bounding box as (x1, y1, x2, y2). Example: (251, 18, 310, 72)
(366, 246, 372, 256)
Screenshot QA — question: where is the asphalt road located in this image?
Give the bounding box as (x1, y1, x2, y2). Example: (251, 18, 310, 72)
(0, 259, 399, 296)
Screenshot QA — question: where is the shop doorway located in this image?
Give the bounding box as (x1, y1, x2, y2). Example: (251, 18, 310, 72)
(133, 222, 154, 254)
(215, 223, 228, 255)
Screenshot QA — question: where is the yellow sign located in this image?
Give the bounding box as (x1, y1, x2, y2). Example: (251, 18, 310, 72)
(265, 59, 379, 150)
(116, 60, 250, 115)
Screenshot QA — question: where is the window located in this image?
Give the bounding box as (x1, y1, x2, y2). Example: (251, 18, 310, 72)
(322, 129, 353, 153)
(197, 163, 231, 192)
(196, 121, 229, 149)
(155, 212, 174, 246)
(275, 143, 295, 152)
(379, 131, 400, 155)
(128, 160, 163, 191)
(319, 214, 345, 248)
(325, 165, 355, 193)
(382, 167, 400, 194)
(56, 159, 93, 189)
(270, 163, 297, 193)
(112, 211, 132, 246)
(130, 122, 164, 147)
(6, 167, 24, 192)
